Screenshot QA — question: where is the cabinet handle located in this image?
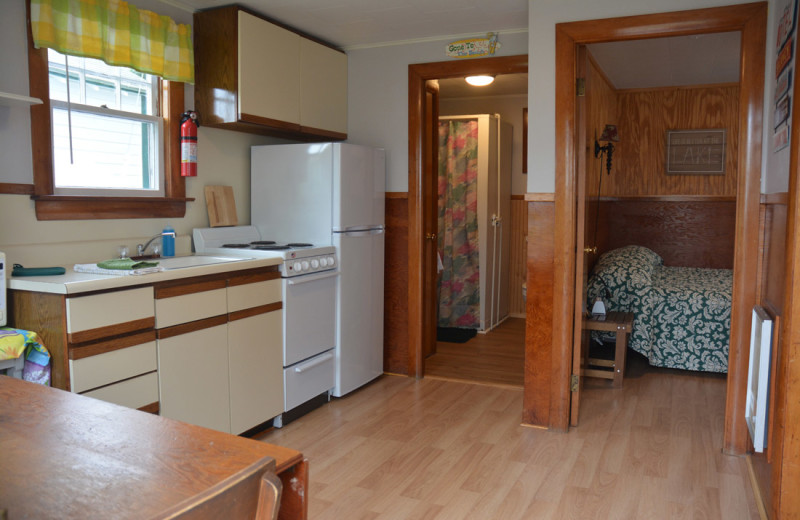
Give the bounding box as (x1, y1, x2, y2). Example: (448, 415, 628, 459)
(294, 352, 334, 373)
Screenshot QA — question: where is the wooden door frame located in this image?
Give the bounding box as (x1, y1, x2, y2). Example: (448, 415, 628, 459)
(554, 3, 766, 452)
(408, 55, 528, 378)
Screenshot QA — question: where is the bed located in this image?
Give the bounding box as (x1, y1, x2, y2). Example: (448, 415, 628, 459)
(586, 245, 732, 373)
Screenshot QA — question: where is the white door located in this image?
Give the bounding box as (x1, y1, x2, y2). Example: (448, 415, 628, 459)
(333, 144, 385, 231)
(158, 324, 231, 433)
(228, 310, 284, 434)
(333, 229, 385, 396)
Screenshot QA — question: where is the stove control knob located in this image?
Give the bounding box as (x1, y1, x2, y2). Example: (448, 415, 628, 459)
(301, 261, 310, 271)
(327, 256, 336, 267)
(293, 261, 302, 272)
(311, 258, 320, 269)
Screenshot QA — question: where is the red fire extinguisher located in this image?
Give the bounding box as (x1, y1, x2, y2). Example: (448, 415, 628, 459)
(180, 111, 199, 177)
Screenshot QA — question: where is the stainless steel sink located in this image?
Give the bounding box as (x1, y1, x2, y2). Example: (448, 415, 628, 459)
(156, 255, 253, 270)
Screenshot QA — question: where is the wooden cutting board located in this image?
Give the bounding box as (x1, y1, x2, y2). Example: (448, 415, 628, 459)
(204, 185, 238, 227)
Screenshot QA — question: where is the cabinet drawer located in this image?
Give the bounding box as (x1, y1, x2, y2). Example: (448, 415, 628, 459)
(80, 371, 159, 410)
(66, 287, 154, 335)
(69, 341, 157, 394)
(228, 279, 281, 312)
(156, 288, 227, 328)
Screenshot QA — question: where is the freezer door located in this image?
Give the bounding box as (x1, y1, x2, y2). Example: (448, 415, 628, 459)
(332, 229, 385, 396)
(333, 144, 385, 231)
(251, 143, 334, 245)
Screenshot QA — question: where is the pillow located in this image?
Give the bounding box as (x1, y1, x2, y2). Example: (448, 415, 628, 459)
(586, 246, 662, 312)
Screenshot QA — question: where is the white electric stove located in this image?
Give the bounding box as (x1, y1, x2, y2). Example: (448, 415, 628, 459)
(193, 225, 337, 425)
(193, 226, 336, 278)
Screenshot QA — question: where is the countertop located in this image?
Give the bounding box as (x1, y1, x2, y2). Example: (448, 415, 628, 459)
(7, 256, 282, 294)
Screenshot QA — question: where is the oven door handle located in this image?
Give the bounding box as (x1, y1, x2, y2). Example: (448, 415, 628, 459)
(294, 352, 335, 373)
(285, 270, 339, 285)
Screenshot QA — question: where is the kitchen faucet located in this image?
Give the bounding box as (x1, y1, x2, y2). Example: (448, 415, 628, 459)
(137, 231, 175, 257)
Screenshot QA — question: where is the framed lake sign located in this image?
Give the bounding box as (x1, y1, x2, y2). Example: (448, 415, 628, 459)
(666, 129, 726, 175)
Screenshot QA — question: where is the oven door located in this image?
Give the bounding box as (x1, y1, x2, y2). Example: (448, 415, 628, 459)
(283, 270, 338, 366)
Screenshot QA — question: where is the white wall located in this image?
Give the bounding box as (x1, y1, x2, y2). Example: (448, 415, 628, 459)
(440, 95, 527, 195)
(346, 31, 528, 192)
(527, 0, 774, 194)
(0, 0, 287, 268)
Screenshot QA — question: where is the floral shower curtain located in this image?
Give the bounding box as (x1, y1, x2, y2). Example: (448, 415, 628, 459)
(437, 119, 480, 328)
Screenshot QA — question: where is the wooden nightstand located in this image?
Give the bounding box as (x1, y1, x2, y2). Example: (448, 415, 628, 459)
(582, 311, 634, 388)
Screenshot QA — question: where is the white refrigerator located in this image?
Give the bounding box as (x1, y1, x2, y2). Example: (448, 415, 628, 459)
(251, 143, 385, 397)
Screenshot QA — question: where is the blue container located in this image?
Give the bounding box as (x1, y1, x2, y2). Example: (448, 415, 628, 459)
(162, 224, 175, 257)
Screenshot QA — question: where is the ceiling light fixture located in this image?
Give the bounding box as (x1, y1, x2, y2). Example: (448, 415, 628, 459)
(465, 75, 495, 86)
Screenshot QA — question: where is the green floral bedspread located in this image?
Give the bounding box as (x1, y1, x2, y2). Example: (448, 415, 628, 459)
(586, 246, 732, 373)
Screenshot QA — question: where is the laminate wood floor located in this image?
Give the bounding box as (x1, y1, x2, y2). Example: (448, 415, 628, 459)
(257, 357, 759, 519)
(425, 318, 525, 387)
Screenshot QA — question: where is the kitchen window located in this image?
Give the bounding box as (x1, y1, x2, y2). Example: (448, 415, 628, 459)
(48, 50, 164, 197)
(25, 0, 194, 220)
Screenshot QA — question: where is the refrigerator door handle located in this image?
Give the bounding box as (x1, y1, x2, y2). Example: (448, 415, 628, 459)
(333, 225, 385, 233)
(337, 228, 385, 237)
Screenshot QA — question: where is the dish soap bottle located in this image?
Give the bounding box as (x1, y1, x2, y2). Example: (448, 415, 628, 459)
(162, 224, 176, 257)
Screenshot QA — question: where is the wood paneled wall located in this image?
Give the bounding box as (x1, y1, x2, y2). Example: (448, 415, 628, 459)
(384, 194, 409, 375)
(585, 53, 617, 201)
(595, 198, 736, 269)
(599, 84, 740, 197)
(509, 196, 528, 317)
(750, 194, 788, 516)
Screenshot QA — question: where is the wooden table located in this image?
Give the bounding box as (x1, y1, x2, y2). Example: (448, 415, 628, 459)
(582, 311, 634, 388)
(0, 376, 307, 519)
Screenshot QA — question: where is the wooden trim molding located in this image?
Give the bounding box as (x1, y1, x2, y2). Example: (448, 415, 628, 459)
(26, 0, 190, 220)
(0, 183, 35, 195)
(67, 317, 156, 345)
(386, 192, 409, 199)
(69, 330, 156, 360)
(155, 279, 227, 299)
(511, 194, 525, 201)
(762, 192, 789, 205)
(554, 3, 766, 440)
(138, 401, 160, 415)
(597, 195, 737, 202)
(229, 302, 282, 322)
(157, 315, 228, 340)
(525, 193, 555, 202)
(408, 55, 528, 379)
(227, 270, 280, 287)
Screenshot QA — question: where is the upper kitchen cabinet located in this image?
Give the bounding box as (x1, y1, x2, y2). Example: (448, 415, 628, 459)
(194, 6, 348, 141)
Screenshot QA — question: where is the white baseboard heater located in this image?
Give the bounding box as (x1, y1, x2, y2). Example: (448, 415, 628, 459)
(745, 306, 774, 453)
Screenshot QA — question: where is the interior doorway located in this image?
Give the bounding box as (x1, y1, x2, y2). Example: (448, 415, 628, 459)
(407, 55, 528, 380)
(553, 4, 766, 452)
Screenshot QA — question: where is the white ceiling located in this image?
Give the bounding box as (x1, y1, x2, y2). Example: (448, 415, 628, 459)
(438, 74, 528, 99)
(587, 32, 741, 89)
(166, 0, 528, 49)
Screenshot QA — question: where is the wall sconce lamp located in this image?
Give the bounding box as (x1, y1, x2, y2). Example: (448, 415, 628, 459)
(594, 124, 620, 175)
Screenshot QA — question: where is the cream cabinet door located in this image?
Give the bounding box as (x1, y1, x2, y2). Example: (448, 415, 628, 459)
(158, 325, 231, 433)
(238, 10, 300, 124)
(300, 38, 348, 134)
(228, 310, 283, 434)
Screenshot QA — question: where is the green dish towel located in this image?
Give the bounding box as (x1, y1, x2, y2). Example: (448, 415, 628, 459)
(97, 258, 159, 270)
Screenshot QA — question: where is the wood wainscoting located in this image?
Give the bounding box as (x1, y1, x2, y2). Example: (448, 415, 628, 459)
(594, 196, 737, 269)
(384, 193, 409, 375)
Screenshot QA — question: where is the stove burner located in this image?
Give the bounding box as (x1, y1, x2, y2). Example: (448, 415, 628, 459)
(250, 240, 277, 246)
(222, 243, 251, 249)
(253, 244, 291, 251)
(287, 242, 313, 248)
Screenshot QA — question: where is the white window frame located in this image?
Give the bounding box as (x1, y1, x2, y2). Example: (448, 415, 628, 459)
(48, 53, 166, 198)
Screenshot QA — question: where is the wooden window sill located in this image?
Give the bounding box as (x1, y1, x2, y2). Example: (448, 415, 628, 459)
(31, 195, 195, 220)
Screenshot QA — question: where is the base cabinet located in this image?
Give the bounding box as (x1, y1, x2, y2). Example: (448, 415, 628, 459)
(229, 311, 283, 434)
(158, 324, 231, 433)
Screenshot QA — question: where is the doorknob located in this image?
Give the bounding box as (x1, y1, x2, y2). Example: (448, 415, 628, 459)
(426, 233, 437, 240)
(584, 246, 597, 254)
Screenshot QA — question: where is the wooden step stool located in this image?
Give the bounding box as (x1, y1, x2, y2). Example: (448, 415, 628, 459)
(582, 311, 634, 388)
